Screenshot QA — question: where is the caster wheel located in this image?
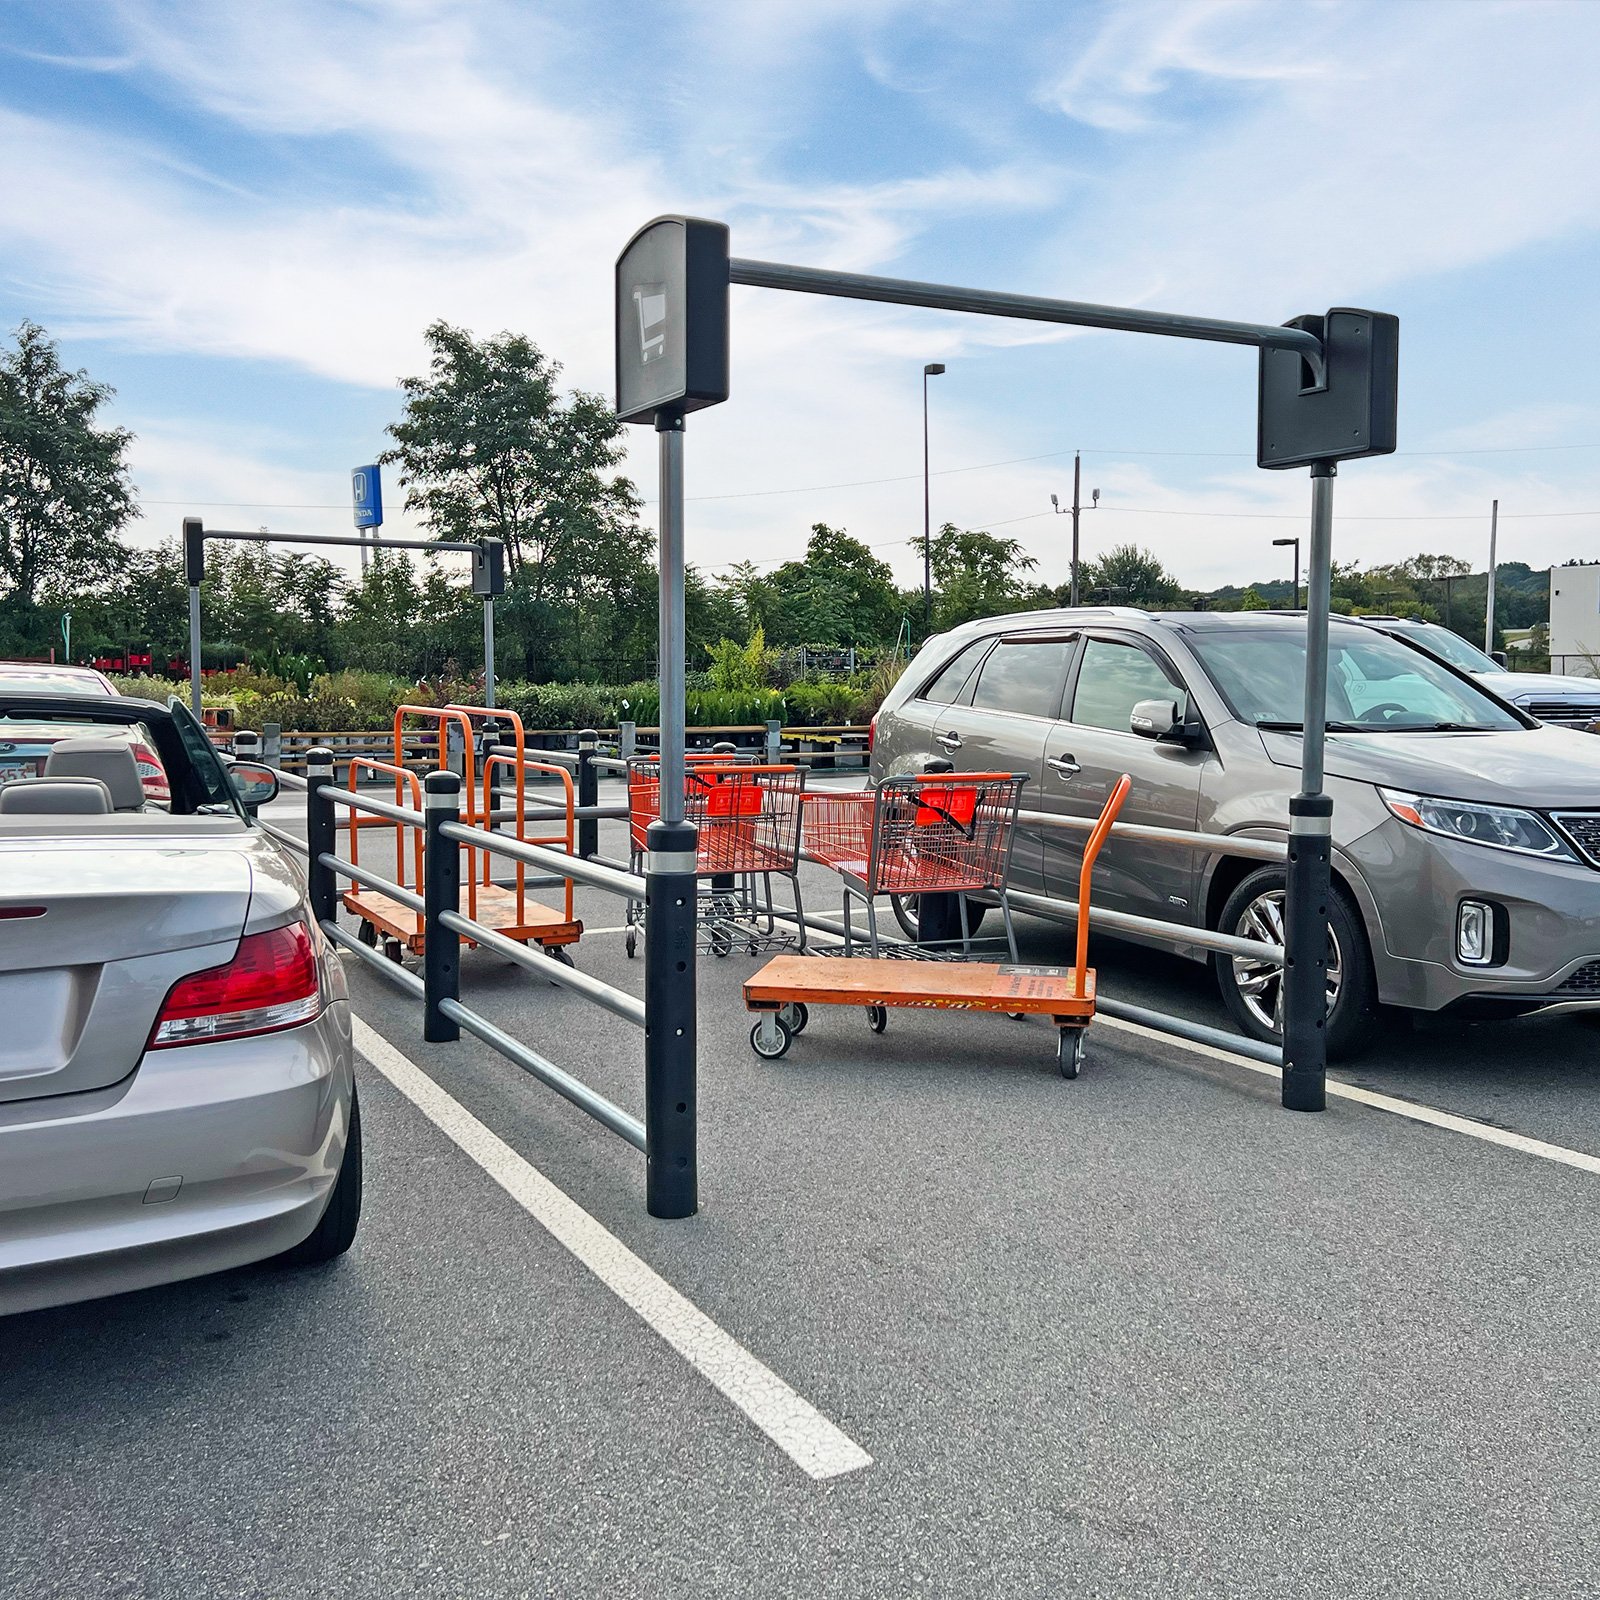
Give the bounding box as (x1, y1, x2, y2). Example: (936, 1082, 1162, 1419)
(866, 1005, 888, 1034)
(781, 1002, 809, 1036)
(1058, 1030, 1086, 1079)
(358, 920, 378, 948)
(625, 929, 637, 959)
(710, 929, 733, 959)
(547, 945, 575, 968)
(750, 1016, 793, 1060)
(383, 938, 404, 964)
(1006, 1011, 1027, 1021)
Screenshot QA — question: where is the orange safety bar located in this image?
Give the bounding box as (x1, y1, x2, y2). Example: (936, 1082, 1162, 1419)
(345, 758, 424, 897)
(1074, 773, 1132, 995)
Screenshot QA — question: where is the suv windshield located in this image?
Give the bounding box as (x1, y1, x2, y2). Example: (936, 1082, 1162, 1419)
(1386, 623, 1501, 675)
(1186, 625, 1525, 732)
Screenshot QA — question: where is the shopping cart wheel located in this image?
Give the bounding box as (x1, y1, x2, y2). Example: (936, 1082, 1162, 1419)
(750, 1016, 793, 1060)
(781, 1002, 809, 1036)
(625, 928, 637, 959)
(383, 938, 404, 964)
(1058, 1029, 1086, 1079)
(358, 920, 377, 948)
(866, 1005, 888, 1034)
(710, 928, 733, 959)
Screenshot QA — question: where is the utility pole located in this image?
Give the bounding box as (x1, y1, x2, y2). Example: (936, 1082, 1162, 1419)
(921, 362, 944, 634)
(1051, 451, 1099, 606)
(1484, 498, 1499, 653)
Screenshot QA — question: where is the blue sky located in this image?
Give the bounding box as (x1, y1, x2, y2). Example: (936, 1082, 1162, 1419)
(3, 0, 1599, 591)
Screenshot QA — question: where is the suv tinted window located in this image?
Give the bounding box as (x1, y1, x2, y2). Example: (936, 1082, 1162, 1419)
(916, 640, 990, 705)
(967, 640, 1070, 718)
(1072, 638, 1180, 732)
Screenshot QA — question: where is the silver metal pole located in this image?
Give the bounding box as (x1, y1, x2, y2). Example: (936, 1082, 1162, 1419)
(1484, 498, 1499, 653)
(188, 584, 202, 716)
(658, 420, 686, 825)
(1070, 451, 1082, 608)
(922, 374, 932, 632)
(483, 599, 496, 709)
(1300, 468, 1336, 794)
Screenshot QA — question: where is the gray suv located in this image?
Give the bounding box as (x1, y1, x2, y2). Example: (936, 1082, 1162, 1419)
(872, 608, 1600, 1055)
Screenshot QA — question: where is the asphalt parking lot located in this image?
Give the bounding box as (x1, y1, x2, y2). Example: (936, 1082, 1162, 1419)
(5, 783, 1600, 1598)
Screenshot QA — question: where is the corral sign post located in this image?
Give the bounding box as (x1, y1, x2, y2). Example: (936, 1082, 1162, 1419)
(617, 214, 1399, 1116)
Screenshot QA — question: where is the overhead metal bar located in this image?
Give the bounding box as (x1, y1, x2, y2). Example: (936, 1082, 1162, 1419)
(727, 259, 1327, 384)
(199, 528, 481, 554)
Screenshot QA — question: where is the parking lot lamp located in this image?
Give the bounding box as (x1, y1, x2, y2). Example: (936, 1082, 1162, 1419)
(922, 363, 944, 633)
(1273, 536, 1301, 609)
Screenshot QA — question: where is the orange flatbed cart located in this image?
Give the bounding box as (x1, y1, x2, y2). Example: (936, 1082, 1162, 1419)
(744, 773, 1130, 1077)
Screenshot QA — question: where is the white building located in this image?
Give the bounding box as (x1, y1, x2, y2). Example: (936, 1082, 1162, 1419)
(1549, 563, 1600, 677)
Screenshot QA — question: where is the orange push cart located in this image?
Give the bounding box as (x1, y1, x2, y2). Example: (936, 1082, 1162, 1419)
(744, 774, 1131, 1077)
(341, 704, 583, 961)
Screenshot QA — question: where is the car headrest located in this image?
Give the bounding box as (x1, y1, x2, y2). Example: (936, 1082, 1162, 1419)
(0, 777, 113, 815)
(44, 737, 145, 811)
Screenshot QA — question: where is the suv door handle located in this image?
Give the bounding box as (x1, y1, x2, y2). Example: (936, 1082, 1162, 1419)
(1048, 754, 1081, 777)
(936, 730, 963, 751)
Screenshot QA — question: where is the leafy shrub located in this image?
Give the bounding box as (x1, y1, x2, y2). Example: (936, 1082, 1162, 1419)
(110, 674, 187, 702)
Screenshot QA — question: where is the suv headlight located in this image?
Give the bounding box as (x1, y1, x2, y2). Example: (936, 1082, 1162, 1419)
(1379, 788, 1579, 862)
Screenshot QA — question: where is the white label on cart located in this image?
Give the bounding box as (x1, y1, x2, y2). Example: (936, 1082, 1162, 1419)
(998, 964, 1067, 978)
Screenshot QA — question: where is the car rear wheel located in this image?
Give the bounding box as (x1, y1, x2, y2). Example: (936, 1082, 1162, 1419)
(889, 893, 989, 943)
(1212, 868, 1379, 1060)
(275, 1085, 362, 1266)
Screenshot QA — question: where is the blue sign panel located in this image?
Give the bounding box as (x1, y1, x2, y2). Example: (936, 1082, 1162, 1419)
(351, 464, 383, 529)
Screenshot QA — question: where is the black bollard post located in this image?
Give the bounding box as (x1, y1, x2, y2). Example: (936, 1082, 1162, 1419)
(423, 770, 461, 1043)
(577, 728, 599, 860)
(643, 816, 698, 1218)
(305, 747, 337, 928)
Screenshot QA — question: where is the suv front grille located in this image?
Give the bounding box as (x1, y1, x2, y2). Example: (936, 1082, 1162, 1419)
(1552, 811, 1600, 868)
(1557, 962, 1600, 996)
(1523, 699, 1600, 727)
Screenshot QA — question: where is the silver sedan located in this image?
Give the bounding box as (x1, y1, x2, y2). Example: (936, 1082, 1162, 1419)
(0, 692, 358, 1317)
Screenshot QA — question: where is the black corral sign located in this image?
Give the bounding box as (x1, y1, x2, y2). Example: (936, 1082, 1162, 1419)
(1258, 309, 1399, 469)
(615, 216, 730, 424)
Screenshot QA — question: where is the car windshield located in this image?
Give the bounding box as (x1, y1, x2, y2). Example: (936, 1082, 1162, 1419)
(0, 667, 113, 695)
(1389, 624, 1500, 675)
(1186, 626, 1525, 732)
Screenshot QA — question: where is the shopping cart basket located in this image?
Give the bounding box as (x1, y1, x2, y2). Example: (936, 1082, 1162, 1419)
(624, 760, 808, 957)
(803, 770, 1028, 960)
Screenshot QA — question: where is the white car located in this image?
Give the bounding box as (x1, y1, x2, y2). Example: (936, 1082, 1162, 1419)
(0, 661, 119, 696)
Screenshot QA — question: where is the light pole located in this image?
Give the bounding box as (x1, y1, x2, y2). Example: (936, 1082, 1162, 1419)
(1484, 498, 1499, 653)
(1273, 536, 1301, 609)
(1050, 451, 1099, 606)
(922, 362, 944, 633)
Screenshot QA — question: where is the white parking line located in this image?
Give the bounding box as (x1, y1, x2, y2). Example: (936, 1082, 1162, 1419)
(350, 1017, 873, 1482)
(1097, 1013, 1600, 1178)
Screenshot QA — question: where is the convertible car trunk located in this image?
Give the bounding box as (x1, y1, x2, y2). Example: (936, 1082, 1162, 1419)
(0, 838, 253, 1104)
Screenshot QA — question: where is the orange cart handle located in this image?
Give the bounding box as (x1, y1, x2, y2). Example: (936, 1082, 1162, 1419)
(1075, 773, 1132, 990)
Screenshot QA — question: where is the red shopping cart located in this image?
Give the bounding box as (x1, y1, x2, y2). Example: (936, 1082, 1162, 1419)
(624, 760, 808, 957)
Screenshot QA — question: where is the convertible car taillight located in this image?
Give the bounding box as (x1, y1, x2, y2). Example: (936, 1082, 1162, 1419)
(150, 922, 323, 1049)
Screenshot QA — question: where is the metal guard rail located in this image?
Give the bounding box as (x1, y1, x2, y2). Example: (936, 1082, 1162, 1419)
(438, 818, 646, 900)
(1013, 807, 1288, 863)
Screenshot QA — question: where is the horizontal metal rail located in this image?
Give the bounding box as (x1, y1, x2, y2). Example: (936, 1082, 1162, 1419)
(439, 819, 646, 899)
(316, 783, 425, 828)
(321, 918, 426, 999)
(438, 999, 646, 1151)
(590, 756, 631, 774)
(729, 258, 1326, 381)
(273, 769, 309, 792)
(1006, 889, 1283, 964)
(258, 819, 307, 855)
(205, 527, 481, 554)
(320, 851, 424, 915)
(482, 803, 628, 824)
(437, 910, 645, 1026)
(1013, 808, 1289, 862)
(1094, 995, 1283, 1066)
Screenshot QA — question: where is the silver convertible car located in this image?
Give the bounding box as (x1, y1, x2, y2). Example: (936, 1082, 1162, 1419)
(0, 692, 358, 1317)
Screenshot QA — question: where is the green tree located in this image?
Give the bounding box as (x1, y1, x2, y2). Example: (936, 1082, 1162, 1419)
(916, 523, 1041, 632)
(761, 524, 901, 647)
(0, 323, 136, 638)
(1076, 544, 1182, 608)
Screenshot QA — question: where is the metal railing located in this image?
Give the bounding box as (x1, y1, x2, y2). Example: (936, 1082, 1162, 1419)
(294, 746, 697, 1216)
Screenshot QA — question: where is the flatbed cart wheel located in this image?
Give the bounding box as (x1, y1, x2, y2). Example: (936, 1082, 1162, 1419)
(781, 1001, 809, 1036)
(750, 1015, 793, 1059)
(1058, 1029, 1086, 1079)
(383, 937, 404, 964)
(547, 945, 575, 968)
(358, 920, 378, 948)
(710, 928, 733, 959)
(625, 928, 637, 959)
(865, 1005, 888, 1034)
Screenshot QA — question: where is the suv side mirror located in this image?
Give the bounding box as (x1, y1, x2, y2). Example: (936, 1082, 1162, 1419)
(1491, 650, 1508, 668)
(228, 760, 280, 815)
(1130, 697, 1204, 747)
